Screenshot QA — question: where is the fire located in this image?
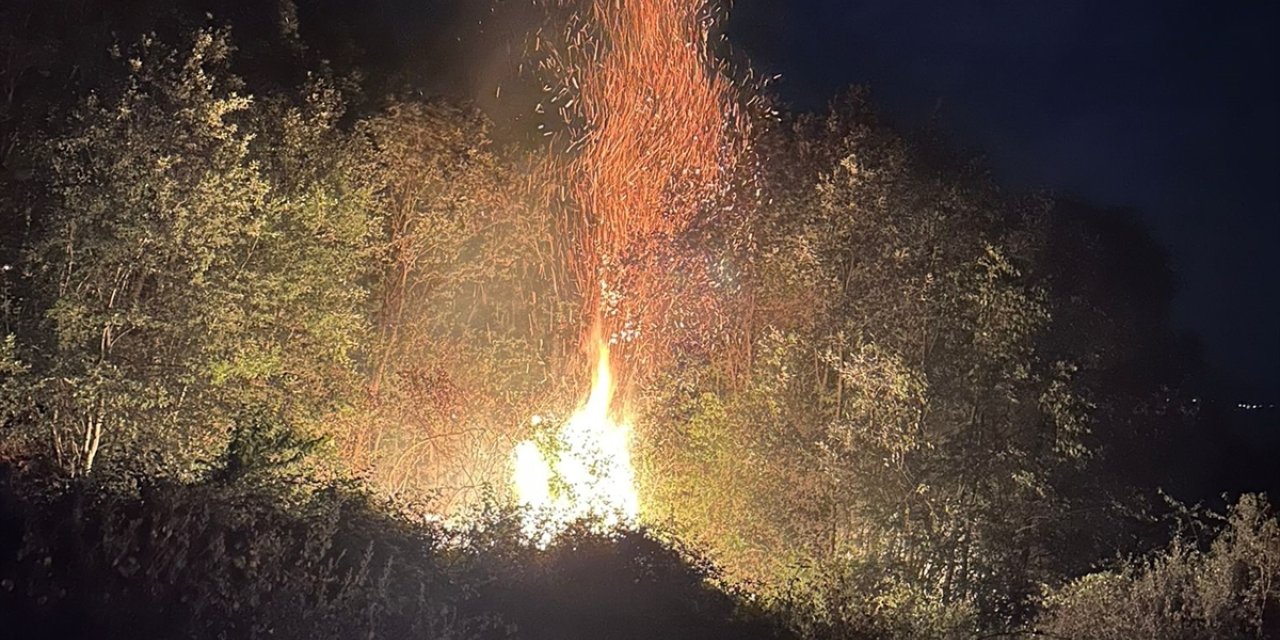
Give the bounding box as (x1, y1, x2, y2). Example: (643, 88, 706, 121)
(510, 0, 747, 542)
(512, 341, 639, 541)
(530, 0, 749, 383)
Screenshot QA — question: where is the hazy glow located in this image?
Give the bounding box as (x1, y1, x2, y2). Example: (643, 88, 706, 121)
(513, 344, 639, 543)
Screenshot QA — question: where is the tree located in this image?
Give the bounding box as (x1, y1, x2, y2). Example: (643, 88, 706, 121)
(8, 29, 376, 478)
(344, 100, 571, 508)
(639, 91, 1108, 635)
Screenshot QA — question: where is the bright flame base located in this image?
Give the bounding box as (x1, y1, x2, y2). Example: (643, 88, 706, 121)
(512, 344, 640, 543)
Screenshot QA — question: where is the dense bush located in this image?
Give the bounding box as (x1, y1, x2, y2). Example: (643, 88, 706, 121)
(1036, 494, 1279, 640)
(0, 463, 787, 640)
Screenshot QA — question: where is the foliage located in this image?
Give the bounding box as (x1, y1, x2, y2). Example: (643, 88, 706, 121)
(212, 407, 328, 494)
(7, 30, 376, 478)
(1036, 493, 1280, 640)
(0, 463, 788, 640)
(0, 335, 29, 460)
(637, 91, 1125, 636)
(344, 100, 572, 507)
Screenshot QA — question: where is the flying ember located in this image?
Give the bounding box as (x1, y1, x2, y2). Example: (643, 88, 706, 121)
(512, 342, 639, 542)
(512, 0, 745, 542)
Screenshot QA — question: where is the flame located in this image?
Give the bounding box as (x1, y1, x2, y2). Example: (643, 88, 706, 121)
(509, 0, 744, 543)
(513, 342, 640, 542)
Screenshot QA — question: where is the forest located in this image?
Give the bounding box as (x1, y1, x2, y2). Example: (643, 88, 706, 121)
(0, 1, 1276, 639)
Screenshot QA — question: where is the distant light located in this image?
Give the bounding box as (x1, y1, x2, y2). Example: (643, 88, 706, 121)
(1235, 402, 1277, 411)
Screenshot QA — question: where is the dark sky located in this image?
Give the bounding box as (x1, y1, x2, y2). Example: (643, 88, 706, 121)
(727, 0, 1280, 400)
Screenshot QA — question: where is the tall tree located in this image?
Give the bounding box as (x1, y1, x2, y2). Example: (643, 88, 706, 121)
(8, 30, 376, 477)
(640, 92, 1108, 635)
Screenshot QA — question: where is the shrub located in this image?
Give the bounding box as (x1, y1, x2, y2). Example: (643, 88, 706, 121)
(1036, 494, 1279, 640)
(0, 463, 790, 640)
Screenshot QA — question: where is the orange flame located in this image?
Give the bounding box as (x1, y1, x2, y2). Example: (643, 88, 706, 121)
(514, 0, 747, 541)
(513, 339, 639, 542)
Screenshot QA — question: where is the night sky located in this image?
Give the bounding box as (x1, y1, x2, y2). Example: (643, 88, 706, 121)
(728, 0, 1280, 401)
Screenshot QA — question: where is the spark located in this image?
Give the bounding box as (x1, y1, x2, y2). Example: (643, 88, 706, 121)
(534, 0, 750, 384)
(513, 0, 750, 541)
